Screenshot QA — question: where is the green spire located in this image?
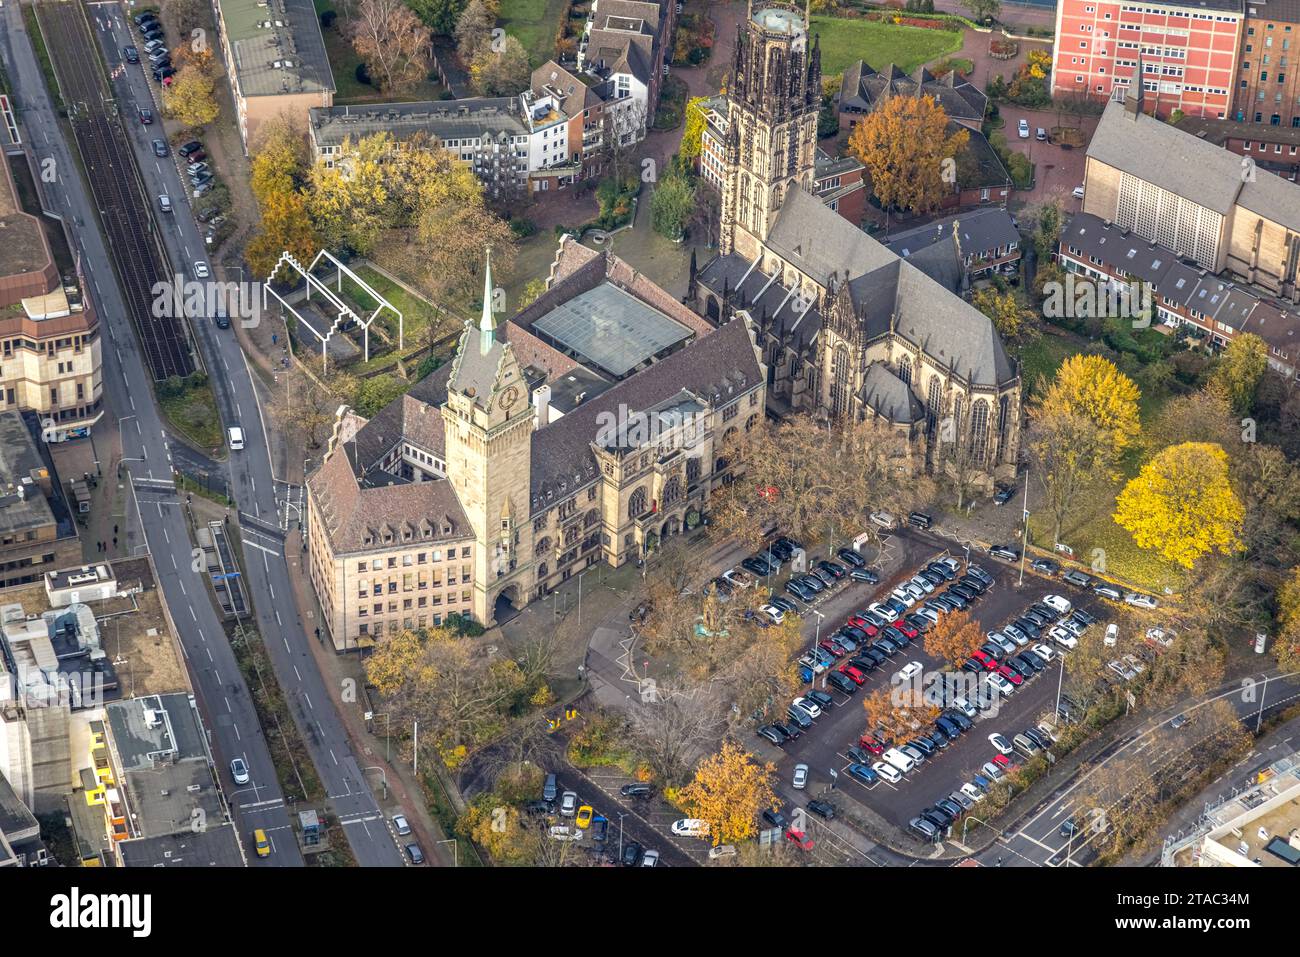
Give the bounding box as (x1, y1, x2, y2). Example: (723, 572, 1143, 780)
(480, 246, 495, 355)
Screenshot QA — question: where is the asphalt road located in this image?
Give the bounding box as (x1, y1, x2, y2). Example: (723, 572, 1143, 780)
(87, 6, 405, 867)
(0, 1, 303, 866)
(3, 3, 403, 867)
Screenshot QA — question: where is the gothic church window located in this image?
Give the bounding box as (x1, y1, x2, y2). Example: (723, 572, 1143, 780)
(628, 486, 647, 519)
(971, 400, 990, 464)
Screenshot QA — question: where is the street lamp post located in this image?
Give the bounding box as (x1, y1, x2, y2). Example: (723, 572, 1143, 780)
(437, 838, 458, 867)
(1017, 467, 1030, 588)
(618, 812, 626, 860)
(1256, 673, 1271, 733)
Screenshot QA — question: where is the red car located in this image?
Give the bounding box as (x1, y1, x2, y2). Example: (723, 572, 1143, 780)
(819, 639, 846, 658)
(894, 621, 919, 639)
(971, 650, 998, 670)
(839, 664, 867, 685)
(859, 734, 885, 754)
(785, 829, 815, 851)
(997, 664, 1024, 686)
(992, 753, 1015, 771)
(847, 614, 872, 630)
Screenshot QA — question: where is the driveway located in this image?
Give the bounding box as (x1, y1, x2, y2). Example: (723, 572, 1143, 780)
(1002, 107, 1101, 210)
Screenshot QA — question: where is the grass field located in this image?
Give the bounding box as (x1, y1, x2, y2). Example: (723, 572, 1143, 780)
(158, 380, 223, 451)
(810, 16, 964, 78)
(500, 0, 571, 67)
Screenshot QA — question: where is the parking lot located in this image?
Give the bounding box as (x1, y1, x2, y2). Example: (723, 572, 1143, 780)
(738, 526, 1119, 839)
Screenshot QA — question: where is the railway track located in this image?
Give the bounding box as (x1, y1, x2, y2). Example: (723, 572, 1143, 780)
(36, 0, 195, 381)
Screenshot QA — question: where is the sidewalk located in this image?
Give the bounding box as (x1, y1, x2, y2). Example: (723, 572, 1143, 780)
(279, 524, 458, 867)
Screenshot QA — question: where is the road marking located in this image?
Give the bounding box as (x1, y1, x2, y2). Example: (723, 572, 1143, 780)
(243, 539, 280, 558)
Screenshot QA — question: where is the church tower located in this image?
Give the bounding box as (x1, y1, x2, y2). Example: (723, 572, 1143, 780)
(720, 1, 821, 259)
(441, 250, 535, 625)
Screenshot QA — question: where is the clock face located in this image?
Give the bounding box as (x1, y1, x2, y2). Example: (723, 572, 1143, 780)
(499, 385, 520, 410)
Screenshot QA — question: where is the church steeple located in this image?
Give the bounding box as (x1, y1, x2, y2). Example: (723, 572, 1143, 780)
(480, 246, 496, 355)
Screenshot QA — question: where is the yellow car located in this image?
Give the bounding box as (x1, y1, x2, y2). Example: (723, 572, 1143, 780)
(253, 828, 270, 858)
(575, 805, 594, 830)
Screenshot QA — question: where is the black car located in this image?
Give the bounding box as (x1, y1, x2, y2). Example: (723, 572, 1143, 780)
(785, 707, 812, 730)
(123, 46, 140, 63)
(807, 799, 836, 820)
(785, 581, 813, 602)
(907, 737, 936, 757)
(842, 624, 870, 644)
(848, 654, 877, 673)
(947, 591, 973, 610)
(927, 561, 956, 581)
(800, 575, 825, 593)
(907, 511, 933, 530)
(870, 639, 899, 659)
(882, 626, 910, 648)
(935, 715, 962, 738)
(740, 557, 770, 577)
(846, 745, 873, 764)
(861, 647, 889, 667)
(806, 689, 835, 711)
(837, 548, 865, 568)
(757, 725, 785, 745)
(1073, 608, 1098, 626)
(1025, 727, 1053, 750)
(1002, 659, 1033, 681)
(922, 807, 954, 830)
(621, 841, 644, 866)
(618, 783, 651, 800)
(979, 642, 1005, 662)
(993, 485, 1016, 505)
(134, 11, 158, 25)
(904, 613, 931, 634)
(968, 565, 995, 586)
(152, 66, 175, 82)
(923, 729, 950, 749)
(1013, 617, 1042, 640)
(916, 568, 945, 587)
(770, 596, 798, 614)
(817, 560, 846, 580)
(826, 671, 856, 694)
(769, 541, 795, 562)
(948, 584, 978, 602)
(957, 575, 986, 594)
(989, 544, 1021, 562)
(524, 799, 553, 815)
(942, 709, 973, 731)
(178, 140, 203, 157)
(1012, 653, 1043, 675)
(761, 809, 788, 829)
(776, 721, 802, 741)
(850, 568, 880, 584)
(1031, 557, 1061, 575)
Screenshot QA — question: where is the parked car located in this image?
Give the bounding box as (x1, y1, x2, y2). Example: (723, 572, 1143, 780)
(1062, 569, 1093, 588)
(850, 568, 879, 584)
(1094, 583, 1123, 600)
(989, 544, 1021, 562)
(1032, 557, 1060, 575)
(874, 761, 903, 783)
(993, 485, 1016, 505)
(1125, 592, 1159, 609)
(807, 799, 836, 820)
(1072, 184, 1086, 199)
(910, 816, 940, 842)
(826, 671, 857, 694)
(837, 548, 865, 568)
(1035, 126, 1048, 141)
(559, 791, 578, 816)
(621, 841, 643, 866)
(847, 763, 878, 785)
(1018, 118, 1031, 138)
(671, 818, 711, 838)
(404, 843, 425, 863)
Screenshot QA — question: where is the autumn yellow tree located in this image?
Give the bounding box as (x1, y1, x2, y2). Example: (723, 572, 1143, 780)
(250, 119, 308, 203)
(1208, 331, 1269, 415)
(848, 94, 968, 215)
(923, 609, 984, 667)
(681, 96, 709, 161)
(1037, 353, 1141, 468)
(305, 133, 391, 256)
(1113, 442, 1244, 568)
(675, 741, 778, 845)
(162, 64, 220, 127)
(862, 686, 940, 744)
(972, 287, 1034, 345)
(246, 188, 320, 276)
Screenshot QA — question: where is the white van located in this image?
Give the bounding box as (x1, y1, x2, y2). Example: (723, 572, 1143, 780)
(869, 510, 898, 530)
(882, 747, 916, 775)
(1042, 594, 1072, 616)
(670, 818, 710, 839)
(227, 426, 245, 451)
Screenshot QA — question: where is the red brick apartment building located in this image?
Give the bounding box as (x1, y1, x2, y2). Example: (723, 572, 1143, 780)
(1052, 0, 1245, 118)
(1233, 0, 1300, 125)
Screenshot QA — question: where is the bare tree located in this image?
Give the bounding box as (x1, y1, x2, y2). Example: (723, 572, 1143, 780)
(346, 0, 432, 95)
(626, 687, 729, 786)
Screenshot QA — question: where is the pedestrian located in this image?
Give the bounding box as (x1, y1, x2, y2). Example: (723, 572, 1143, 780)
(114, 524, 118, 535)
(112, 536, 118, 547)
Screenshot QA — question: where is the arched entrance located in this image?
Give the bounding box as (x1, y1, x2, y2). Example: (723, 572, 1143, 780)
(493, 583, 522, 625)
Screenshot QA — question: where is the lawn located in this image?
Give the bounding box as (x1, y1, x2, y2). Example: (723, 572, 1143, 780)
(810, 16, 964, 78)
(157, 379, 224, 452)
(1017, 328, 1083, 398)
(500, 0, 571, 67)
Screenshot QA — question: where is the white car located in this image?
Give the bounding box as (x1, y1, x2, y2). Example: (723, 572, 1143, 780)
(641, 849, 660, 866)
(559, 791, 578, 816)
(1125, 592, 1159, 609)
(392, 814, 412, 836)
(911, 575, 935, 594)
(894, 661, 924, 684)
(953, 696, 978, 718)
(193, 260, 210, 279)
(988, 733, 1013, 754)
(939, 557, 961, 574)
(1030, 643, 1057, 664)
(960, 782, 986, 803)
(792, 696, 822, 719)
(987, 633, 1017, 655)
(760, 603, 785, 625)
(873, 761, 903, 783)
(1041, 594, 1072, 616)
(1104, 623, 1119, 647)
(229, 757, 250, 785)
(1018, 118, 1031, 138)
(988, 673, 1015, 695)
(891, 587, 916, 608)
(917, 607, 939, 625)
(1072, 184, 1086, 199)
(1048, 626, 1078, 649)
(708, 844, 737, 860)
(792, 763, 809, 790)
(1036, 722, 1060, 742)
(671, 818, 710, 838)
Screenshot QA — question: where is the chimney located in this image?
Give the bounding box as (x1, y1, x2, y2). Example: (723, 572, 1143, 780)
(533, 383, 552, 427)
